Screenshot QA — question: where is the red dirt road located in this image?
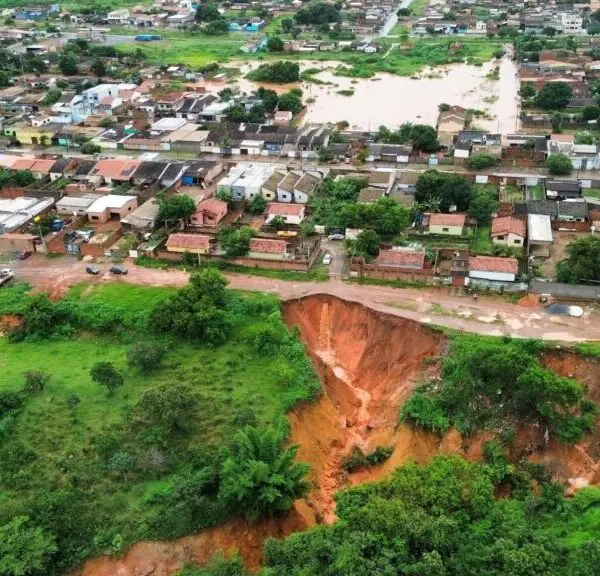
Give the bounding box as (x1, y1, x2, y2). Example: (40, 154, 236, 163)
(10, 254, 600, 342)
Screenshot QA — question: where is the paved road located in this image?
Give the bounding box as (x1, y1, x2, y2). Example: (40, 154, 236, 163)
(8, 254, 600, 343)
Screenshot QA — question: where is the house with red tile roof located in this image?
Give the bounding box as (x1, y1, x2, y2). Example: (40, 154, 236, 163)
(491, 216, 526, 247)
(427, 213, 466, 236)
(190, 198, 228, 228)
(166, 233, 211, 254)
(266, 202, 305, 225)
(468, 256, 518, 282)
(376, 249, 426, 269)
(248, 238, 288, 259)
(88, 159, 140, 184)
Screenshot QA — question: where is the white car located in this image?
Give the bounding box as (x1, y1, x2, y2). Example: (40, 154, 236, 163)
(0, 268, 14, 277)
(323, 254, 332, 265)
(328, 233, 345, 241)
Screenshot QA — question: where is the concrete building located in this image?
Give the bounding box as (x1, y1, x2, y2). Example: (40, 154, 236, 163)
(166, 233, 211, 255)
(527, 214, 553, 257)
(55, 194, 101, 217)
(86, 195, 138, 223)
(266, 202, 306, 225)
(491, 216, 526, 247)
(427, 213, 466, 236)
(468, 256, 518, 283)
(0, 196, 54, 234)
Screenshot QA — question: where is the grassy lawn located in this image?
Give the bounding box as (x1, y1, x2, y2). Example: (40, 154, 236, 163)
(583, 188, 600, 199)
(502, 185, 524, 203)
(529, 185, 545, 201)
(115, 35, 503, 76)
(135, 256, 329, 281)
(0, 282, 320, 571)
(409, 0, 429, 16)
(389, 23, 409, 37)
(472, 226, 493, 254)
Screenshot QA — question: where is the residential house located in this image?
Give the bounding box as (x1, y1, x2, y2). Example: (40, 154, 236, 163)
(546, 179, 581, 200)
(367, 144, 411, 163)
(248, 238, 288, 260)
(131, 161, 169, 186)
(274, 111, 293, 127)
(88, 159, 141, 185)
(468, 256, 519, 283)
(293, 172, 321, 203)
(437, 106, 468, 147)
(166, 233, 211, 255)
(376, 249, 426, 269)
(166, 13, 194, 28)
(86, 195, 138, 223)
(558, 200, 588, 222)
(266, 202, 305, 225)
(49, 157, 72, 181)
(527, 213, 553, 257)
(121, 198, 160, 233)
(277, 171, 302, 202)
(107, 9, 130, 25)
(190, 198, 228, 228)
(491, 216, 526, 247)
(261, 171, 286, 201)
(56, 194, 101, 217)
(427, 213, 466, 236)
(0, 196, 55, 233)
(180, 161, 223, 187)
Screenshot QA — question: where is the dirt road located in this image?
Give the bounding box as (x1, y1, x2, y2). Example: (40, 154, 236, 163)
(10, 254, 600, 342)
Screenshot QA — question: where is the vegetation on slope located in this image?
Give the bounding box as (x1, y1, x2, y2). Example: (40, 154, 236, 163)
(0, 274, 318, 576)
(179, 453, 600, 576)
(401, 336, 598, 443)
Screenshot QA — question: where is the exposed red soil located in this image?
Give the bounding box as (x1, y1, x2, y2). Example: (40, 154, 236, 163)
(0, 314, 23, 332)
(76, 296, 600, 576)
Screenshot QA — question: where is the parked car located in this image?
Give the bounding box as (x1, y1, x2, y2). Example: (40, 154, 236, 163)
(110, 265, 128, 275)
(323, 253, 332, 265)
(328, 233, 345, 241)
(0, 268, 14, 286)
(85, 265, 101, 275)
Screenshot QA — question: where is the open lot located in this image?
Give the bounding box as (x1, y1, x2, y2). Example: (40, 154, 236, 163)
(536, 230, 580, 280)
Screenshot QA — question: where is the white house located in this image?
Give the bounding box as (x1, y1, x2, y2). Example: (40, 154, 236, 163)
(490, 216, 526, 247)
(266, 202, 305, 225)
(107, 9, 130, 25)
(468, 256, 518, 283)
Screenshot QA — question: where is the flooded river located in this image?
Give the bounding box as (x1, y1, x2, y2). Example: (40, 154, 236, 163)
(231, 57, 519, 133)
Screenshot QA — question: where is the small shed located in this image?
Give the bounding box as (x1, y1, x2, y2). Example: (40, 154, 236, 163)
(527, 214, 553, 257)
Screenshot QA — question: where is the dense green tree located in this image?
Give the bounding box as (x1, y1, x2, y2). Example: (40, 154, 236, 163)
(267, 36, 284, 52)
(218, 87, 234, 101)
(410, 124, 439, 152)
(535, 82, 572, 110)
(280, 17, 294, 33)
(195, 3, 221, 22)
(23, 371, 50, 393)
(59, 53, 78, 76)
(582, 105, 600, 121)
(133, 384, 198, 435)
(557, 236, 600, 285)
(219, 226, 255, 257)
(219, 426, 309, 523)
(90, 362, 123, 395)
(255, 87, 279, 112)
(205, 19, 229, 35)
(80, 142, 101, 155)
(545, 153, 573, 175)
(157, 194, 196, 225)
(42, 88, 62, 106)
(247, 61, 299, 83)
(0, 516, 56, 576)
(466, 152, 498, 170)
(90, 58, 106, 77)
(149, 269, 231, 344)
(247, 195, 267, 214)
(468, 186, 498, 223)
(353, 229, 380, 259)
(107, 452, 135, 481)
(127, 342, 166, 373)
(277, 92, 302, 114)
(520, 82, 536, 99)
(415, 170, 473, 212)
(294, 2, 341, 26)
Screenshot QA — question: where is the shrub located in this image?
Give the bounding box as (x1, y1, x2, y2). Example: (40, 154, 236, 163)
(546, 153, 573, 175)
(401, 391, 450, 434)
(90, 362, 124, 396)
(466, 153, 497, 170)
(127, 342, 166, 373)
(23, 371, 50, 393)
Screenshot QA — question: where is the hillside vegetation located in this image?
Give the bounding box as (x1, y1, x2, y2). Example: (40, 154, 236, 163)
(0, 273, 319, 576)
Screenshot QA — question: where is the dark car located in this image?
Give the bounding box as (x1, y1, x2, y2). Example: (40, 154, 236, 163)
(110, 265, 128, 275)
(85, 265, 101, 275)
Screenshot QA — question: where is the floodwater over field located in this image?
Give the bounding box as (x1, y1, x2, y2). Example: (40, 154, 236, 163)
(233, 57, 519, 133)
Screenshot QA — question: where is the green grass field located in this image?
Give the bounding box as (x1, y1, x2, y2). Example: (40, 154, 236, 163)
(472, 225, 493, 254)
(0, 281, 320, 572)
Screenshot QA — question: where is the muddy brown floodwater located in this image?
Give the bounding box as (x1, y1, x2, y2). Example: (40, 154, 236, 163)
(78, 295, 600, 576)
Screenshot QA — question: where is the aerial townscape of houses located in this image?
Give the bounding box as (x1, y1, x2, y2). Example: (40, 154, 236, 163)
(0, 0, 599, 300)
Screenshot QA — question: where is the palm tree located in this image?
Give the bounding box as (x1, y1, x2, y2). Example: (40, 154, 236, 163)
(219, 426, 309, 523)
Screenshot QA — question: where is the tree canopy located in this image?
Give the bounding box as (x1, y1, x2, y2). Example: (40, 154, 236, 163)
(546, 154, 573, 175)
(219, 426, 309, 523)
(157, 195, 196, 224)
(415, 170, 473, 212)
(294, 2, 341, 26)
(247, 61, 300, 83)
(535, 82, 572, 110)
(557, 236, 600, 285)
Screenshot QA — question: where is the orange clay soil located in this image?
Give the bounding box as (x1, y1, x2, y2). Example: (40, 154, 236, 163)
(77, 295, 600, 576)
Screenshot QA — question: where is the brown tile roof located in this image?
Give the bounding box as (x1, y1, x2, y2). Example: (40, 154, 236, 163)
(267, 202, 305, 216)
(262, 171, 286, 193)
(11, 159, 36, 171)
(376, 249, 425, 269)
(469, 256, 518, 274)
(249, 238, 287, 254)
(90, 159, 140, 180)
(278, 171, 301, 192)
(491, 216, 526, 238)
(294, 172, 320, 194)
(429, 213, 466, 227)
(166, 233, 210, 251)
(550, 133, 575, 143)
(31, 159, 56, 174)
(196, 198, 227, 215)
